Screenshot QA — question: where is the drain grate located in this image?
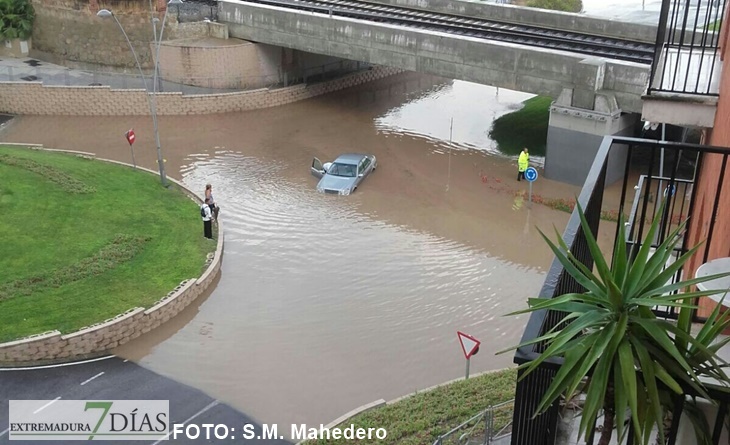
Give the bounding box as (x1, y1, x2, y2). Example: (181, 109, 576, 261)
(20, 75, 39, 81)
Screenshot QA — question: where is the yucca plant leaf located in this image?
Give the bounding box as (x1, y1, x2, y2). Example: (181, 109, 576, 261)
(578, 349, 612, 440)
(641, 271, 730, 300)
(653, 361, 683, 394)
(631, 337, 665, 444)
(520, 311, 609, 376)
(577, 312, 627, 439)
(636, 220, 688, 289)
(537, 227, 606, 297)
(694, 293, 730, 342)
(574, 201, 616, 300)
(614, 359, 628, 443)
(644, 340, 709, 398)
(624, 200, 666, 297)
(535, 335, 596, 413)
(630, 298, 696, 308)
(612, 213, 629, 288)
(631, 317, 696, 375)
(565, 318, 622, 398)
(617, 339, 642, 439)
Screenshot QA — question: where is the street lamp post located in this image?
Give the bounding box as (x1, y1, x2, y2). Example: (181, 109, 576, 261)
(96, 2, 181, 187)
(148, 0, 183, 188)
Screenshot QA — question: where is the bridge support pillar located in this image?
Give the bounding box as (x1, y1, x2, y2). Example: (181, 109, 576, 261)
(544, 59, 639, 185)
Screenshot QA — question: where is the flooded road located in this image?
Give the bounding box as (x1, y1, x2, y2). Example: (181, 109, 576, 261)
(1, 73, 614, 432)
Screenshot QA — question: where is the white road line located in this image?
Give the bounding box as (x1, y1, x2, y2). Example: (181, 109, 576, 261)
(150, 401, 220, 445)
(80, 372, 104, 386)
(123, 359, 128, 363)
(0, 355, 115, 371)
(33, 397, 61, 414)
(0, 427, 10, 438)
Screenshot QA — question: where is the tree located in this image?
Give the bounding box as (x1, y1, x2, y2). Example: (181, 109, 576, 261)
(501, 200, 730, 444)
(0, 0, 35, 41)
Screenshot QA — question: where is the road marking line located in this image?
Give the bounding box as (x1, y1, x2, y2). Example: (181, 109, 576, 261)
(150, 401, 220, 445)
(80, 372, 104, 386)
(0, 427, 9, 438)
(0, 355, 115, 372)
(33, 397, 61, 414)
(123, 359, 128, 363)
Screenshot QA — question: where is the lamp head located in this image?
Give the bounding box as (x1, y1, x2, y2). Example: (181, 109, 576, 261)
(168, 0, 183, 4)
(96, 9, 113, 18)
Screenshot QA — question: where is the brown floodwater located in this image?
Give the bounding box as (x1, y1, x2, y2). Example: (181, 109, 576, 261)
(0, 72, 619, 433)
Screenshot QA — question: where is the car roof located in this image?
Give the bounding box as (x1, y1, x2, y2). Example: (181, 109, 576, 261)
(333, 153, 368, 165)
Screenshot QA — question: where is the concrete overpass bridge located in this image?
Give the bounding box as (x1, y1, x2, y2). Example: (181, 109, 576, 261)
(217, 0, 717, 184)
(218, 0, 654, 114)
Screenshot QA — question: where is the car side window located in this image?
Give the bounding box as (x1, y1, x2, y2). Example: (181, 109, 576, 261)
(360, 158, 370, 174)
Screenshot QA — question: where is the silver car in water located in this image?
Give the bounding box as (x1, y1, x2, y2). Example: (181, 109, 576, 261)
(310, 153, 377, 195)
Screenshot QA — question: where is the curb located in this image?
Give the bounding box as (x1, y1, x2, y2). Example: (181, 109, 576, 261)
(299, 366, 516, 444)
(0, 145, 224, 366)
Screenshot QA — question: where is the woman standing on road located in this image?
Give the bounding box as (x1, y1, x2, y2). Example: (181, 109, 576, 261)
(205, 184, 220, 220)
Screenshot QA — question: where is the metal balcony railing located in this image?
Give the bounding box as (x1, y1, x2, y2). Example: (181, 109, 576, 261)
(648, 0, 726, 96)
(511, 136, 730, 445)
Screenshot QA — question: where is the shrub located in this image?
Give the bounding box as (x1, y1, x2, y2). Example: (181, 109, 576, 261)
(526, 0, 582, 13)
(0, 0, 35, 40)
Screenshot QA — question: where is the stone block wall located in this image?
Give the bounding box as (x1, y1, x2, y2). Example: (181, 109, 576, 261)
(0, 65, 403, 116)
(0, 149, 224, 366)
(155, 38, 261, 89)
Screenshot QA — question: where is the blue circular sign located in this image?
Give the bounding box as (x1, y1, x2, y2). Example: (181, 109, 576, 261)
(525, 167, 538, 182)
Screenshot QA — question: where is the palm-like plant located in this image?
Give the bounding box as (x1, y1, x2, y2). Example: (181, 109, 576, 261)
(502, 200, 730, 445)
(0, 0, 35, 41)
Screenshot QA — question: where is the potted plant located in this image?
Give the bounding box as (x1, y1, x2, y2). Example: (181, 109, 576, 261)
(501, 199, 730, 445)
(0, 0, 35, 57)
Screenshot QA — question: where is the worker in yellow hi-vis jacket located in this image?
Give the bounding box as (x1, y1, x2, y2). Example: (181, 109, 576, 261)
(517, 148, 529, 181)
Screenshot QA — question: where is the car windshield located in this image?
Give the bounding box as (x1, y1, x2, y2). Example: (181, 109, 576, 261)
(327, 162, 357, 177)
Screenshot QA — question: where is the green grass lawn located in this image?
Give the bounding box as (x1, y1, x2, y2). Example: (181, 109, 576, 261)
(305, 368, 517, 445)
(489, 96, 551, 156)
(0, 146, 214, 342)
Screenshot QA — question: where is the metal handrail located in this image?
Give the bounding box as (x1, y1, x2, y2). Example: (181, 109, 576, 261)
(432, 400, 515, 445)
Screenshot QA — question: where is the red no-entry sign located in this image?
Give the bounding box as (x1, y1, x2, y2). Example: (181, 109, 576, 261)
(125, 129, 136, 145)
(457, 331, 481, 359)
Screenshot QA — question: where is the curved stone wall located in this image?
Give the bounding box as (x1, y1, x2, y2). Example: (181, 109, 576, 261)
(0, 66, 403, 116)
(0, 146, 224, 367)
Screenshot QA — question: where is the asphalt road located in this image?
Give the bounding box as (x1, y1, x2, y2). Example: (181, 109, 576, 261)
(0, 357, 292, 445)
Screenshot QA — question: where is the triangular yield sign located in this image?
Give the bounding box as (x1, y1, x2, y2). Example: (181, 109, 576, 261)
(457, 331, 480, 359)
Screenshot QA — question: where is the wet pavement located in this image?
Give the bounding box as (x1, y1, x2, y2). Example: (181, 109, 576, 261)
(0, 72, 620, 435)
(0, 357, 291, 444)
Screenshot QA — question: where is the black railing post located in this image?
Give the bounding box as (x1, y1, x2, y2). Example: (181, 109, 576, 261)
(650, 0, 674, 93)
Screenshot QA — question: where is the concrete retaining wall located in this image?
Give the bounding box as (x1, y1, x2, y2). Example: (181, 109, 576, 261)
(0, 65, 402, 116)
(0, 146, 224, 366)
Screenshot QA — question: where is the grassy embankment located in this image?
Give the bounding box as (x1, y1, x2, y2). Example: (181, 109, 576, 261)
(489, 96, 551, 157)
(305, 368, 517, 445)
(0, 145, 213, 342)
(490, 97, 628, 221)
